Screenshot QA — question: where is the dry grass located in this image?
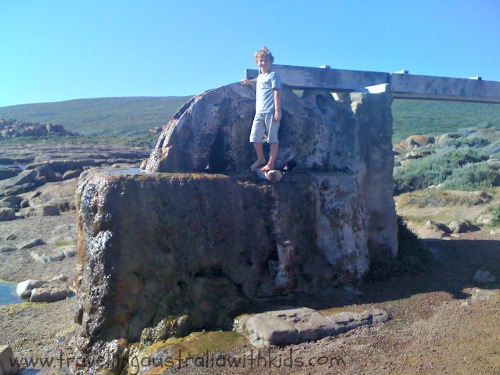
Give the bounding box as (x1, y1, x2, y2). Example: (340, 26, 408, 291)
(395, 188, 499, 226)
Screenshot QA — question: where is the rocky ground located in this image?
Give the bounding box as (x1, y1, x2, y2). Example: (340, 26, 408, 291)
(0, 161, 498, 374)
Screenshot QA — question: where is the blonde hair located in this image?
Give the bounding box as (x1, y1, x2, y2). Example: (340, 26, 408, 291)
(254, 47, 274, 63)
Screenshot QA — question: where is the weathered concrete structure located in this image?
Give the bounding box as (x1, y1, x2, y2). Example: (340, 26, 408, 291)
(75, 82, 397, 354)
(246, 65, 500, 103)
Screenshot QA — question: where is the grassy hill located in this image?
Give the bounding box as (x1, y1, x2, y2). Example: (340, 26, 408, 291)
(0, 96, 192, 137)
(0, 96, 498, 141)
(392, 99, 499, 142)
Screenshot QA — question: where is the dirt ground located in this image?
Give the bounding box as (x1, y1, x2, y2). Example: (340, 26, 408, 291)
(0, 186, 498, 374)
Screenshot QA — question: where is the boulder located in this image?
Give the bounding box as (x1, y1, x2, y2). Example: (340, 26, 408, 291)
(49, 274, 69, 282)
(29, 204, 60, 217)
(75, 171, 372, 342)
(0, 167, 21, 181)
(62, 169, 83, 180)
(143, 84, 397, 258)
(473, 270, 496, 284)
(436, 133, 456, 148)
(470, 288, 497, 302)
(16, 279, 47, 299)
(0, 169, 37, 191)
(449, 219, 478, 233)
(0, 208, 15, 221)
(0, 168, 47, 197)
(0, 345, 19, 375)
(30, 250, 65, 264)
(49, 160, 99, 174)
(34, 163, 57, 182)
(0, 201, 15, 209)
(404, 135, 435, 148)
(476, 214, 493, 225)
(30, 286, 73, 303)
(1, 195, 22, 205)
(30, 246, 76, 264)
(425, 220, 451, 234)
(140, 315, 189, 346)
(0, 246, 16, 253)
(19, 238, 46, 250)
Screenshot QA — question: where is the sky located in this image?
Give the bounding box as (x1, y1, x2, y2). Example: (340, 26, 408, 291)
(1, 0, 499, 107)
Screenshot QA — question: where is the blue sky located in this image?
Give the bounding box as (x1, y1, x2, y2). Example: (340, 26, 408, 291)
(1, 0, 499, 107)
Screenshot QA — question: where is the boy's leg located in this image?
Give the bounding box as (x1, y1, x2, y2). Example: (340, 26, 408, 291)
(251, 142, 266, 171)
(261, 113, 280, 172)
(249, 113, 266, 171)
(261, 143, 278, 172)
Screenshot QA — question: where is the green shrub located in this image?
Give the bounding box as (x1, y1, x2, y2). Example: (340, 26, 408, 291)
(394, 147, 491, 190)
(443, 162, 500, 190)
(486, 139, 500, 157)
(450, 137, 489, 148)
(489, 206, 500, 228)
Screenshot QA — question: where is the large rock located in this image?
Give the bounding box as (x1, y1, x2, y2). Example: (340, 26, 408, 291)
(30, 286, 73, 303)
(76, 170, 371, 343)
(234, 307, 391, 347)
(1, 169, 37, 187)
(30, 245, 76, 264)
(16, 279, 47, 299)
(0, 208, 15, 222)
(0, 167, 21, 181)
(449, 219, 478, 233)
(143, 84, 397, 257)
(19, 238, 45, 250)
(0, 246, 16, 253)
(143, 85, 393, 177)
(26, 204, 60, 217)
(0, 168, 47, 197)
(75, 85, 398, 362)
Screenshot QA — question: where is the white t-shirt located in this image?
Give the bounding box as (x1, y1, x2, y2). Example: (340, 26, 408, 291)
(255, 71, 281, 114)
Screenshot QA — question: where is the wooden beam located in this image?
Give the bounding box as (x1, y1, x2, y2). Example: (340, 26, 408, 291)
(390, 73, 500, 103)
(246, 64, 389, 92)
(246, 64, 500, 103)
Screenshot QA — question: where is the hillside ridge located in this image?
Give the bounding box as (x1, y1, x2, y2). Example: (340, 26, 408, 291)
(0, 96, 192, 137)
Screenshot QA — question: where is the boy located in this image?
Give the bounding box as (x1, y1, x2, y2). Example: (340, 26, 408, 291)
(241, 47, 282, 172)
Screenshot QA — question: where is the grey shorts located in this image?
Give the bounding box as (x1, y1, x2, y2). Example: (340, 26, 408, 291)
(249, 112, 280, 143)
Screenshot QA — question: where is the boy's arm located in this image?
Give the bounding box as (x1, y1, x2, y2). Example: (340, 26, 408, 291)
(241, 78, 256, 90)
(273, 88, 282, 121)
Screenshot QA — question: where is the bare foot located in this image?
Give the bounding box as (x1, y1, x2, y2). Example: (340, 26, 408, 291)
(250, 160, 266, 172)
(260, 164, 273, 172)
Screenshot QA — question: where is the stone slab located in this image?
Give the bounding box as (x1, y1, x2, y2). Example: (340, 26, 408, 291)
(246, 65, 389, 92)
(246, 65, 500, 103)
(390, 73, 500, 103)
(235, 307, 391, 347)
